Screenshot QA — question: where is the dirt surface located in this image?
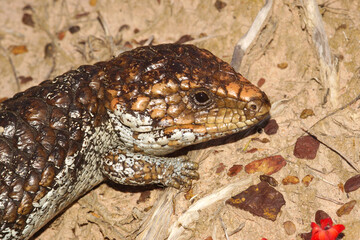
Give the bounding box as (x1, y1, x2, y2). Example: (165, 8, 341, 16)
(0, 0, 359, 239)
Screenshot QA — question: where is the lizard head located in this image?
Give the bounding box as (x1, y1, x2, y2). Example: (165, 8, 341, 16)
(103, 44, 271, 155)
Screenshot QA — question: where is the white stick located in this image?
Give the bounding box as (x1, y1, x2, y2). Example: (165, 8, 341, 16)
(167, 177, 253, 240)
(231, 0, 274, 71)
(301, 0, 339, 106)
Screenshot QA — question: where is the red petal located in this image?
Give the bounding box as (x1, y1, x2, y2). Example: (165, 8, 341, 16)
(318, 231, 330, 240)
(311, 222, 322, 239)
(326, 228, 340, 239)
(311, 218, 345, 240)
(332, 224, 345, 233)
(311, 233, 320, 240)
(325, 225, 345, 240)
(320, 218, 333, 229)
(311, 222, 321, 231)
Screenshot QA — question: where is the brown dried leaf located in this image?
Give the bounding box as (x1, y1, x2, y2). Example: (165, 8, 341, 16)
(19, 76, 33, 84)
(245, 155, 286, 175)
(301, 174, 314, 187)
(22, 13, 35, 27)
(277, 62, 288, 69)
(257, 77, 266, 87)
(246, 148, 258, 153)
(336, 200, 357, 217)
(10, 45, 28, 55)
(69, 25, 80, 34)
(215, 163, 226, 174)
(300, 109, 315, 119)
(260, 175, 278, 187)
(226, 181, 286, 221)
(264, 119, 278, 135)
(214, 0, 227, 11)
(227, 164, 243, 177)
(57, 31, 66, 40)
(338, 183, 344, 192)
(315, 210, 330, 225)
(344, 174, 360, 193)
(282, 175, 300, 185)
(283, 221, 296, 235)
(89, 0, 97, 6)
(293, 135, 320, 160)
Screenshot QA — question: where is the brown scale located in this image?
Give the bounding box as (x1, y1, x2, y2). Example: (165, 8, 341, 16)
(0, 64, 108, 237)
(0, 44, 270, 239)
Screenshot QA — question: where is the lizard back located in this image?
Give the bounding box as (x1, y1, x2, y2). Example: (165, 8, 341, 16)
(0, 44, 271, 239)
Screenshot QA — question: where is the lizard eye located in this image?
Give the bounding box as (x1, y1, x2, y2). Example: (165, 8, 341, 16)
(194, 92, 209, 104)
(191, 89, 213, 107)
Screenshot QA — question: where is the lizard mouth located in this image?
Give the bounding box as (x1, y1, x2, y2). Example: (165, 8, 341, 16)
(157, 93, 271, 149)
(160, 108, 271, 148)
(129, 94, 271, 155)
(153, 114, 271, 156)
(163, 98, 271, 136)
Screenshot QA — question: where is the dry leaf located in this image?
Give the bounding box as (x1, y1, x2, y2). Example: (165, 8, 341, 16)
(245, 155, 286, 175)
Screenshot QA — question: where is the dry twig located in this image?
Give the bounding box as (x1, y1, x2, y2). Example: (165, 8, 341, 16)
(0, 43, 20, 91)
(167, 177, 253, 240)
(300, 0, 339, 106)
(231, 0, 273, 71)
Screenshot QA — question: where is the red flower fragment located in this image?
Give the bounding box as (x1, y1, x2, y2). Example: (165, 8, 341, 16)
(311, 218, 345, 240)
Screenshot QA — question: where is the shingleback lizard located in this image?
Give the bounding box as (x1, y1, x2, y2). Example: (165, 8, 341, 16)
(0, 44, 270, 239)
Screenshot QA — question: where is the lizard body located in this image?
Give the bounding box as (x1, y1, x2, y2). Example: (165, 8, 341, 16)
(0, 44, 270, 239)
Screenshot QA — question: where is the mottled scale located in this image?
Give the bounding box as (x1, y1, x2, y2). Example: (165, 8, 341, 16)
(0, 44, 271, 240)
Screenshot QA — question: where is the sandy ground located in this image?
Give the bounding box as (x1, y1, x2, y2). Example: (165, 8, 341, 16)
(0, 0, 359, 239)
